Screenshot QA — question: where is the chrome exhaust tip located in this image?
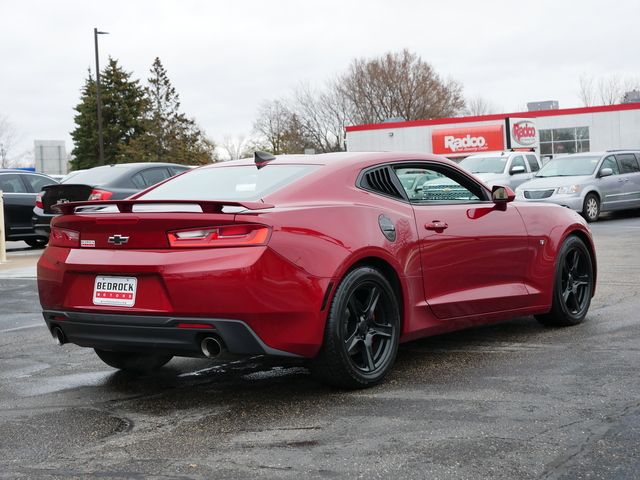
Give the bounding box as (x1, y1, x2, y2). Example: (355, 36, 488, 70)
(52, 326, 66, 346)
(200, 336, 223, 358)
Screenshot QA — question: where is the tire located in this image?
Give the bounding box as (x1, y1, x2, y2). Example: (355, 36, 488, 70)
(582, 193, 600, 222)
(535, 235, 594, 327)
(311, 266, 400, 389)
(94, 349, 173, 374)
(25, 237, 48, 248)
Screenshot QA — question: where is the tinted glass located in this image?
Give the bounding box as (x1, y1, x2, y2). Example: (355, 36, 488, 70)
(0, 174, 27, 193)
(140, 165, 320, 201)
(526, 155, 540, 172)
(536, 155, 601, 177)
(616, 153, 640, 174)
(601, 156, 620, 175)
(131, 173, 146, 189)
(62, 166, 127, 185)
(140, 168, 171, 186)
(511, 156, 526, 172)
(395, 166, 482, 203)
(459, 156, 507, 174)
(23, 174, 57, 192)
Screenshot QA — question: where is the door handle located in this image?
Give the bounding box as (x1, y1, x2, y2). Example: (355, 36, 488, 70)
(425, 221, 448, 231)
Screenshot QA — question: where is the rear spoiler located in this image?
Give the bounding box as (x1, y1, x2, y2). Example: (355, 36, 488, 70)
(52, 199, 274, 215)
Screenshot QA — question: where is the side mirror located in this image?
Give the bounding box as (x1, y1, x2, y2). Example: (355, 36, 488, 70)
(510, 165, 526, 175)
(492, 185, 516, 204)
(599, 167, 613, 178)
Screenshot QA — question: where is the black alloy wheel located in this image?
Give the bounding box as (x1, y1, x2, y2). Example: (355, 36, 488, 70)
(536, 235, 594, 326)
(312, 266, 400, 389)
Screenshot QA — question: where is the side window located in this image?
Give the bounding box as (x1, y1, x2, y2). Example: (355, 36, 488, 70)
(0, 174, 28, 193)
(510, 155, 527, 173)
(616, 153, 640, 174)
(600, 156, 620, 175)
(23, 174, 57, 192)
(139, 168, 171, 188)
(394, 166, 484, 203)
(131, 173, 146, 189)
(526, 155, 540, 172)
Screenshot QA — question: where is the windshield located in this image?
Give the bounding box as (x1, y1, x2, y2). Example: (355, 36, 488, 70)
(139, 164, 320, 201)
(459, 156, 508, 174)
(536, 155, 601, 177)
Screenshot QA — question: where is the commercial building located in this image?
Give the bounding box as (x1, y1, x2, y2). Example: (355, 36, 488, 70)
(345, 103, 640, 161)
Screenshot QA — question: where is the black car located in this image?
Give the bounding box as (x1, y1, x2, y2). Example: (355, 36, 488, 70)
(0, 170, 58, 247)
(33, 162, 191, 237)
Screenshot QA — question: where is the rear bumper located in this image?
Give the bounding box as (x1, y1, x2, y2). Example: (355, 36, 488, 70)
(38, 246, 332, 357)
(44, 310, 302, 358)
(32, 208, 55, 237)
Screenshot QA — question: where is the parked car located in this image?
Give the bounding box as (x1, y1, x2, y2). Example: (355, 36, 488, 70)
(515, 150, 640, 222)
(38, 152, 596, 389)
(458, 151, 541, 189)
(33, 162, 191, 237)
(396, 169, 443, 199)
(0, 170, 58, 247)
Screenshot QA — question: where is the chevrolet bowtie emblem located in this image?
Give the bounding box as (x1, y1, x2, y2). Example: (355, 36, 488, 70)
(108, 234, 129, 245)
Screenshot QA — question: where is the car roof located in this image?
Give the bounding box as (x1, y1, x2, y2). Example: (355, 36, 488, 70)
(98, 162, 191, 169)
(199, 151, 458, 172)
(0, 169, 54, 176)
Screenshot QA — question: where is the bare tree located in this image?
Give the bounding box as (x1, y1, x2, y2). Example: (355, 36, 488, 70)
(0, 115, 19, 168)
(292, 82, 351, 153)
(598, 75, 624, 105)
(464, 96, 498, 116)
(578, 74, 596, 107)
(337, 49, 465, 124)
(253, 100, 310, 154)
(220, 134, 247, 161)
(578, 74, 640, 106)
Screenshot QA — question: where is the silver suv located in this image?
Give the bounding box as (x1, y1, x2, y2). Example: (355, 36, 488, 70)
(458, 151, 541, 189)
(515, 150, 640, 222)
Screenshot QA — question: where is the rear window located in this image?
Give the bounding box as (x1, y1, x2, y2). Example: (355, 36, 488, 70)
(62, 166, 128, 186)
(139, 164, 320, 201)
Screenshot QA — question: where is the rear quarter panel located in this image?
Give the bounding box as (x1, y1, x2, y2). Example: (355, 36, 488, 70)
(514, 202, 596, 308)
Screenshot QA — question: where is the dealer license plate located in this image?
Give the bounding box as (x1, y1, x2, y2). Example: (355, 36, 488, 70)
(93, 276, 137, 307)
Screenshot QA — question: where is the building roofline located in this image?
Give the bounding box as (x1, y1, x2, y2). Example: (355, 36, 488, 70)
(344, 102, 640, 133)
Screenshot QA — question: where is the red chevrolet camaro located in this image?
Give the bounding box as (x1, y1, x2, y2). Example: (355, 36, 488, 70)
(37, 152, 596, 388)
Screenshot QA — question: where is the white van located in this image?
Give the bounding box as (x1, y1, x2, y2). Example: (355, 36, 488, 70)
(458, 151, 541, 190)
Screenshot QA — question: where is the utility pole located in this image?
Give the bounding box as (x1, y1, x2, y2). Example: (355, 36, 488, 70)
(94, 28, 109, 165)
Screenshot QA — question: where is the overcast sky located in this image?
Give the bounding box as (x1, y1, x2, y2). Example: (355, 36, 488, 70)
(1, 0, 638, 162)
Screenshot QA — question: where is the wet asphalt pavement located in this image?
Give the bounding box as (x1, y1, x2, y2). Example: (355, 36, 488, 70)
(1, 212, 640, 479)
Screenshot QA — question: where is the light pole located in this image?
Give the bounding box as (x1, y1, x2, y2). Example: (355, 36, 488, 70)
(94, 27, 109, 165)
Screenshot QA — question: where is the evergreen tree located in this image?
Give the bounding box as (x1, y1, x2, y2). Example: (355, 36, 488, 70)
(124, 57, 215, 165)
(70, 58, 148, 169)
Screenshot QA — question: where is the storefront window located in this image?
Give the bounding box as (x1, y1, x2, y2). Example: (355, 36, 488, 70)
(539, 127, 590, 156)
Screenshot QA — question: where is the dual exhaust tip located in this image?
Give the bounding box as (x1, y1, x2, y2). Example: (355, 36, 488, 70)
(52, 326, 225, 359)
(200, 336, 225, 359)
(51, 326, 66, 346)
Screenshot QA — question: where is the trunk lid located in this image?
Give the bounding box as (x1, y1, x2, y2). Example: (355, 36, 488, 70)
(51, 199, 273, 250)
(42, 184, 94, 214)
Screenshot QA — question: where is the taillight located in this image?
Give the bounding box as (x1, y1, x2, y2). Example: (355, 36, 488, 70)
(88, 189, 113, 201)
(49, 227, 80, 248)
(167, 224, 271, 248)
(35, 192, 44, 209)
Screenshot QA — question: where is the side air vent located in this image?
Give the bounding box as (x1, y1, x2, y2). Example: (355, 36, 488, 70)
(362, 167, 403, 199)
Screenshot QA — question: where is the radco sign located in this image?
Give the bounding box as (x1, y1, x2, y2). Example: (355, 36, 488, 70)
(432, 125, 504, 155)
(508, 118, 538, 148)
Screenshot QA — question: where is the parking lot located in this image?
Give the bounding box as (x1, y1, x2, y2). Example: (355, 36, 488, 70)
(1, 211, 640, 479)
